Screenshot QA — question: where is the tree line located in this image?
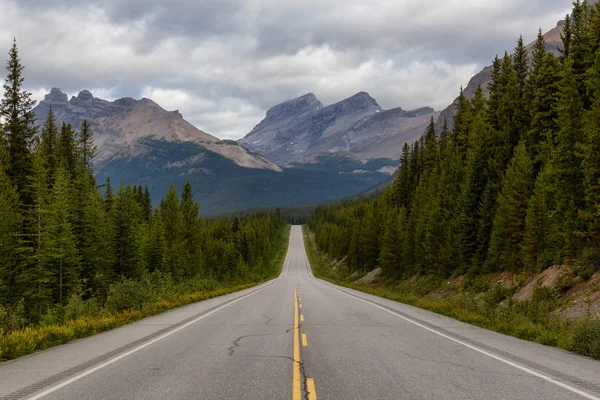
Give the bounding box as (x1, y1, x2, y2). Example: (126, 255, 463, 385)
(309, 1, 600, 280)
(0, 40, 286, 328)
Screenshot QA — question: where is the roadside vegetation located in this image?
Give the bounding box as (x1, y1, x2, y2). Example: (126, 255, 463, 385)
(304, 227, 600, 359)
(0, 40, 290, 360)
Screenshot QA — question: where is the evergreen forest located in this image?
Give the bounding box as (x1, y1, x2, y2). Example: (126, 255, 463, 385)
(310, 1, 600, 282)
(0, 40, 287, 341)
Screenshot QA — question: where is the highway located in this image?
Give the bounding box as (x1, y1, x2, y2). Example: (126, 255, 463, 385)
(1, 226, 599, 399)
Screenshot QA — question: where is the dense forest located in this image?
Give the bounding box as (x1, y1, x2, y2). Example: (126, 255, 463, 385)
(0, 40, 287, 333)
(310, 1, 600, 281)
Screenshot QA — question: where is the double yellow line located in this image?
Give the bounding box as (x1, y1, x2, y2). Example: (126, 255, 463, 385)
(293, 289, 316, 400)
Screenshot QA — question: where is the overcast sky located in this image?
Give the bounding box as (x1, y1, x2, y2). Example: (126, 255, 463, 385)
(0, 0, 573, 139)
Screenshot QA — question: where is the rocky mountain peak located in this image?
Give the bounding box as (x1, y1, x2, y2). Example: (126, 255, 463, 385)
(350, 91, 379, 105)
(77, 90, 94, 102)
(265, 92, 323, 120)
(44, 87, 68, 103)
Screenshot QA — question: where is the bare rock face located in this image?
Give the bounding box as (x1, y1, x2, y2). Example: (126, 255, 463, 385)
(239, 92, 436, 165)
(44, 87, 68, 103)
(33, 89, 281, 172)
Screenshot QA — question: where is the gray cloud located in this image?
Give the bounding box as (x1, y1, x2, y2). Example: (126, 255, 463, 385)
(0, 0, 574, 139)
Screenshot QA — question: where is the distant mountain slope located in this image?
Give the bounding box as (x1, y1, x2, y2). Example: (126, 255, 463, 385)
(239, 92, 435, 165)
(33, 89, 392, 215)
(34, 88, 280, 172)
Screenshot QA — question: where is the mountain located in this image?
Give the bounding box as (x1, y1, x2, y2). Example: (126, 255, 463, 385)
(436, 0, 599, 130)
(33, 89, 391, 215)
(35, 88, 280, 172)
(239, 92, 437, 165)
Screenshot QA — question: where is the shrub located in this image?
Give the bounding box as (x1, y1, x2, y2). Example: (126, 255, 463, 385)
(556, 272, 573, 292)
(576, 266, 596, 281)
(0, 299, 27, 333)
(105, 278, 159, 312)
(64, 294, 101, 321)
(569, 318, 600, 359)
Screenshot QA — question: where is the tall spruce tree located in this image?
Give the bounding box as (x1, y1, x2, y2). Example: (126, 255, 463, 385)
(487, 141, 534, 272)
(0, 39, 36, 204)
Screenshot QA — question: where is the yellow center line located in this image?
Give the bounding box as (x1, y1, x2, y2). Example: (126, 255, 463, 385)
(307, 378, 317, 400)
(299, 304, 302, 309)
(293, 289, 302, 400)
(300, 314, 304, 322)
(302, 333, 308, 347)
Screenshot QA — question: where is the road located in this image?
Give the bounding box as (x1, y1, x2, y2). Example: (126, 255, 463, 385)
(1, 225, 599, 399)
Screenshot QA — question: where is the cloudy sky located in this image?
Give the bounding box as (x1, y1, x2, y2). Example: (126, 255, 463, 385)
(0, 0, 573, 139)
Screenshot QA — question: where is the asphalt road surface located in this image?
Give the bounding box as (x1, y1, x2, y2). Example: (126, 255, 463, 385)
(1, 225, 599, 400)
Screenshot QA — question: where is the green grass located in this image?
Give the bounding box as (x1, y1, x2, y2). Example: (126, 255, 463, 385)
(302, 225, 600, 360)
(0, 226, 291, 361)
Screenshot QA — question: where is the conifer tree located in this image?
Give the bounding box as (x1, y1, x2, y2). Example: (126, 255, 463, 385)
(422, 117, 438, 172)
(39, 108, 59, 182)
(58, 122, 77, 179)
(161, 185, 185, 279)
(550, 57, 585, 260)
(528, 53, 561, 172)
(43, 166, 80, 304)
(579, 49, 600, 258)
(112, 185, 144, 279)
(487, 141, 534, 271)
(523, 165, 554, 270)
(78, 120, 95, 171)
(0, 39, 36, 203)
(452, 87, 472, 159)
(0, 142, 22, 305)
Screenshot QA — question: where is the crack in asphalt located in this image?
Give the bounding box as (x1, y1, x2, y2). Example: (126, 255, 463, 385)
(227, 334, 279, 356)
(261, 314, 273, 325)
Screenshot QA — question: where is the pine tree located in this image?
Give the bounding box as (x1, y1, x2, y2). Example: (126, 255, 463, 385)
(58, 122, 77, 179)
(391, 143, 412, 207)
(452, 87, 472, 159)
(0, 142, 22, 305)
(487, 141, 534, 271)
(27, 147, 52, 312)
(523, 165, 554, 270)
(43, 166, 80, 304)
(0, 39, 37, 203)
(180, 182, 202, 277)
(513, 35, 530, 138)
(142, 186, 152, 221)
(112, 185, 144, 279)
(528, 52, 561, 172)
(378, 208, 401, 277)
(422, 117, 438, 171)
(550, 57, 585, 261)
(161, 185, 185, 279)
(39, 108, 59, 183)
(579, 49, 600, 260)
(78, 120, 95, 171)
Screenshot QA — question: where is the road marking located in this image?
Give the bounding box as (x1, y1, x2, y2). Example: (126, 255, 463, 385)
(302, 333, 308, 347)
(26, 281, 278, 400)
(299, 304, 302, 309)
(316, 280, 600, 400)
(307, 378, 317, 400)
(293, 289, 302, 400)
(301, 314, 304, 322)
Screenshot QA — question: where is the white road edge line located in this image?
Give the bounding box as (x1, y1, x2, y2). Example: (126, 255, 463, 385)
(26, 280, 277, 400)
(315, 278, 599, 400)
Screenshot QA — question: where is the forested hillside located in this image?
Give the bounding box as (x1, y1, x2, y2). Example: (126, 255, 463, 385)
(310, 1, 600, 282)
(0, 40, 287, 342)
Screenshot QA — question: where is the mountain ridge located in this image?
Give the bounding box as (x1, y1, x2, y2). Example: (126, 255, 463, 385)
(34, 88, 281, 172)
(240, 92, 437, 165)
